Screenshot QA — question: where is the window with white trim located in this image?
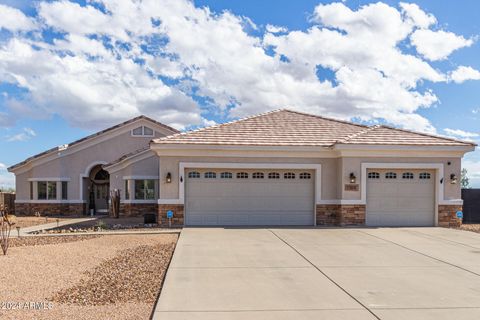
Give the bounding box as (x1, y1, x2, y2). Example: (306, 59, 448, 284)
(368, 172, 380, 179)
(299, 172, 311, 179)
(385, 172, 397, 179)
(402, 172, 414, 179)
(188, 171, 200, 178)
(61, 181, 68, 200)
(125, 180, 129, 200)
(29, 181, 33, 200)
(204, 172, 216, 179)
(252, 172, 264, 179)
(268, 172, 280, 179)
(134, 179, 155, 200)
(284, 172, 295, 179)
(237, 172, 248, 179)
(220, 172, 232, 179)
(419, 172, 431, 180)
(131, 126, 154, 137)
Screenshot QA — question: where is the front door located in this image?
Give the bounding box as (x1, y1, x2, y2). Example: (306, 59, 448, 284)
(94, 183, 109, 213)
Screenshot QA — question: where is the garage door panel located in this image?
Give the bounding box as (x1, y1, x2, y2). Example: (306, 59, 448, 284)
(185, 169, 315, 226)
(367, 169, 435, 227)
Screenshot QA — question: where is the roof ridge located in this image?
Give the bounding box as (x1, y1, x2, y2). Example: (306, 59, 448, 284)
(377, 124, 477, 146)
(154, 109, 283, 142)
(280, 109, 369, 129)
(333, 125, 381, 146)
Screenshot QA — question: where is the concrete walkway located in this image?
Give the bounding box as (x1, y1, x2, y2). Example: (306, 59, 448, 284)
(154, 227, 480, 320)
(13, 216, 99, 236)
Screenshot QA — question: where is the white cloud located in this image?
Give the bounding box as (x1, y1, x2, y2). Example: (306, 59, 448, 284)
(0, 0, 477, 134)
(449, 66, 480, 83)
(444, 128, 479, 140)
(0, 4, 35, 32)
(410, 29, 474, 61)
(399, 2, 436, 29)
(6, 127, 36, 141)
(463, 159, 480, 187)
(266, 24, 287, 33)
(0, 162, 15, 190)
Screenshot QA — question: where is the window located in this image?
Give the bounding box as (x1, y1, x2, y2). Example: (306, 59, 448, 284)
(204, 172, 216, 179)
(368, 172, 380, 179)
(94, 169, 109, 180)
(188, 171, 200, 178)
(419, 172, 431, 180)
(37, 181, 58, 200)
(252, 172, 264, 179)
(402, 172, 414, 179)
(385, 172, 397, 179)
(135, 179, 155, 200)
(61, 181, 68, 200)
(220, 172, 232, 179)
(237, 172, 248, 179)
(299, 172, 311, 179)
(38, 181, 47, 200)
(132, 126, 154, 137)
(30, 181, 33, 200)
(125, 180, 129, 200)
(268, 172, 280, 179)
(284, 172, 295, 179)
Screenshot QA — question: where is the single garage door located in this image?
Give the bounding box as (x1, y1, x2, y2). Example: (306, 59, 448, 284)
(366, 169, 435, 227)
(185, 169, 315, 226)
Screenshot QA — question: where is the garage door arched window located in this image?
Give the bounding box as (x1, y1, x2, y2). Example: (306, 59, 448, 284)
(284, 172, 296, 179)
(237, 172, 248, 179)
(385, 172, 397, 179)
(419, 172, 431, 180)
(220, 172, 233, 179)
(252, 172, 264, 179)
(188, 171, 200, 179)
(268, 172, 280, 179)
(402, 172, 414, 179)
(299, 172, 311, 179)
(204, 172, 217, 179)
(368, 172, 380, 179)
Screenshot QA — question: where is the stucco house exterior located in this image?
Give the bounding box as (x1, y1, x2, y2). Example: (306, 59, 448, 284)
(8, 110, 476, 228)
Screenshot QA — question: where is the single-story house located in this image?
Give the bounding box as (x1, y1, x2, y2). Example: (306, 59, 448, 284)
(8, 109, 476, 227)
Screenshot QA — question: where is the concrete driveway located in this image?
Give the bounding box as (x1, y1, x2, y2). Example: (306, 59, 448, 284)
(154, 227, 480, 320)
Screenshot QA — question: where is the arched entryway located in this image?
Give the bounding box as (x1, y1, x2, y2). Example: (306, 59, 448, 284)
(88, 164, 110, 215)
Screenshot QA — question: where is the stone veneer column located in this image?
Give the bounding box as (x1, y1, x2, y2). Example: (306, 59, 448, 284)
(438, 205, 463, 227)
(339, 205, 366, 226)
(316, 204, 340, 225)
(14, 203, 85, 216)
(158, 204, 184, 227)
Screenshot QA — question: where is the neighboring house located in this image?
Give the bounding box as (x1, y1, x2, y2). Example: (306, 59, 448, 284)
(8, 116, 178, 216)
(9, 110, 476, 228)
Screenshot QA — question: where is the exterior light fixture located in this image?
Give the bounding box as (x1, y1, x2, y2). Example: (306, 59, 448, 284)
(349, 172, 356, 184)
(166, 172, 172, 183)
(450, 173, 457, 184)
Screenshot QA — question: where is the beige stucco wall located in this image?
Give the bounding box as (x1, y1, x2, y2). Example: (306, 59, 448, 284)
(158, 156, 339, 200)
(340, 156, 462, 200)
(14, 119, 173, 201)
(109, 152, 159, 200)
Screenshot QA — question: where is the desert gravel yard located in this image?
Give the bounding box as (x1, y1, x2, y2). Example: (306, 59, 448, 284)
(0, 233, 177, 320)
(11, 216, 71, 228)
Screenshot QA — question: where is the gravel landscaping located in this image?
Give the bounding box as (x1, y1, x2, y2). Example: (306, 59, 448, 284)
(458, 224, 480, 234)
(0, 233, 178, 319)
(12, 216, 71, 229)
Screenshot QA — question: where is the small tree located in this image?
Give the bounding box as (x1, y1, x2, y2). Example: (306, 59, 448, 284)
(461, 168, 471, 189)
(0, 205, 15, 255)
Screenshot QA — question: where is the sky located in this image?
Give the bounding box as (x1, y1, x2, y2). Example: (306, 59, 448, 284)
(0, 0, 479, 189)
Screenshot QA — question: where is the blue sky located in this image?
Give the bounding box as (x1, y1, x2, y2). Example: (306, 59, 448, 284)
(0, 0, 479, 189)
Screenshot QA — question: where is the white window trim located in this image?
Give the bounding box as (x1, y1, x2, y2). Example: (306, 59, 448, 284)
(122, 176, 159, 180)
(15, 200, 86, 204)
(159, 162, 322, 226)
(28, 177, 70, 181)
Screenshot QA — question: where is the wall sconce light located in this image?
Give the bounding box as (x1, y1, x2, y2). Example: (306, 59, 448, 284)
(450, 173, 457, 184)
(349, 172, 356, 184)
(166, 172, 172, 183)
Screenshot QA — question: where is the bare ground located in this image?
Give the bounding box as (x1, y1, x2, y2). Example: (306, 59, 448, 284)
(0, 233, 178, 319)
(458, 224, 480, 234)
(12, 216, 71, 228)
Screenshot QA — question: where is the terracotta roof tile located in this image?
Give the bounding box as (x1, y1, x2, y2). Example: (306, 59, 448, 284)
(153, 109, 475, 147)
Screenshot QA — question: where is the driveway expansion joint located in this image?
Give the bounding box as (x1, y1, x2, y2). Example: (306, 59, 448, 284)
(268, 229, 382, 320)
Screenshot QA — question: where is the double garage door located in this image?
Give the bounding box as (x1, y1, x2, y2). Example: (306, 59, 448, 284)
(185, 169, 315, 226)
(366, 169, 435, 227)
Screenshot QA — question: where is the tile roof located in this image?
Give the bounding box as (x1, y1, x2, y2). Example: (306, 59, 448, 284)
(153, 109, 475, 148)
(8, 115, 179, 171)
